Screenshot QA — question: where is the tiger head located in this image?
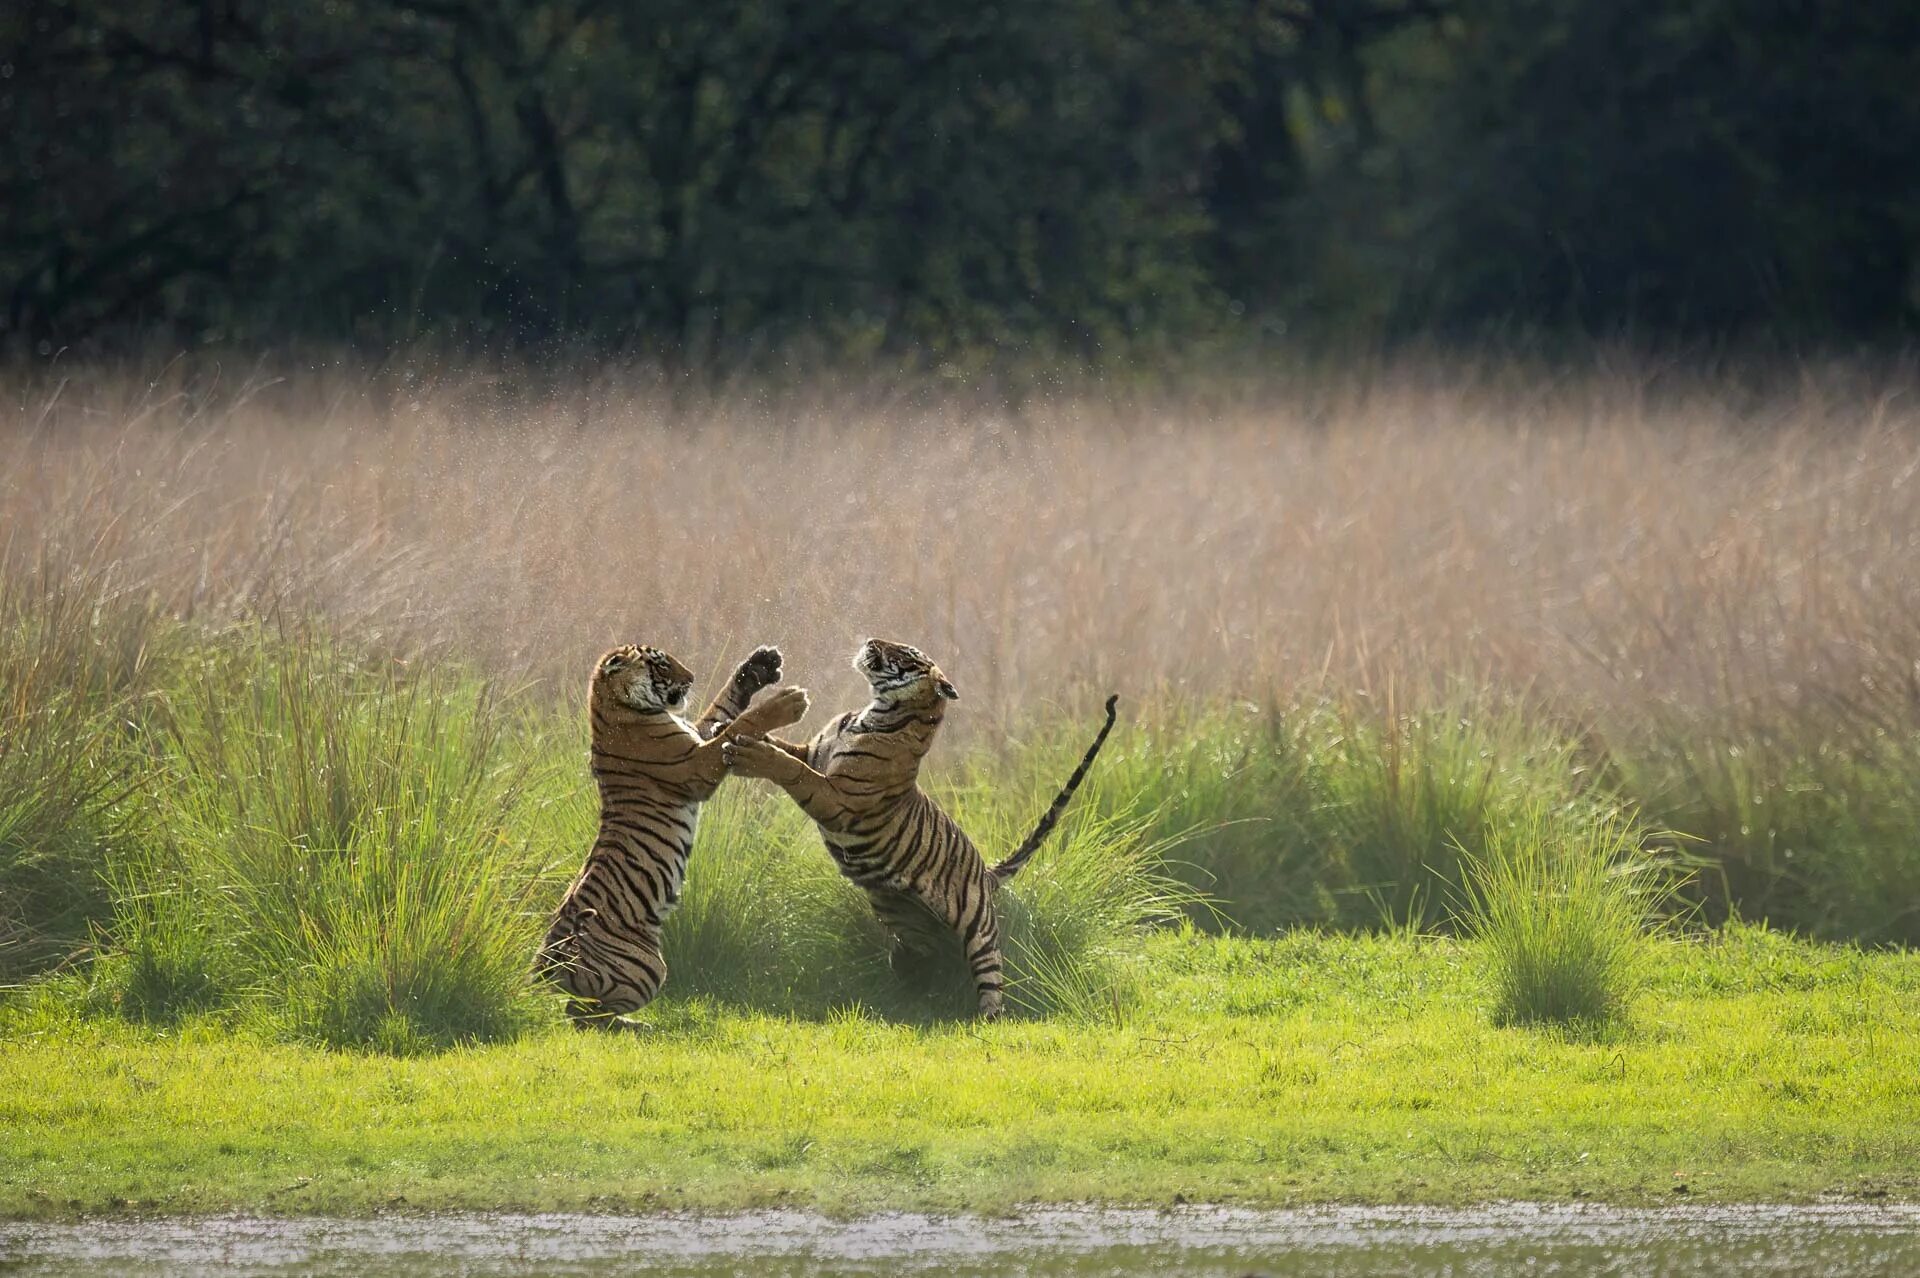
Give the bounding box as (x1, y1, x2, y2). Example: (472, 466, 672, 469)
(593, 644, 695, 714)
(854, 637, 958, 705)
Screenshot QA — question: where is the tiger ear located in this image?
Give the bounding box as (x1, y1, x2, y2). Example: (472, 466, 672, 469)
(936, 678, 959, 700)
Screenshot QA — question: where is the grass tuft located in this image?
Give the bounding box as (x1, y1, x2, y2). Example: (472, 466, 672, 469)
(961, 795, 1195, 1021)
(96, 630, 552, 1049)
(1461, 805, 1674, 1027)
(0, 560, 173, 982)
(1609, 713, 1920, 945)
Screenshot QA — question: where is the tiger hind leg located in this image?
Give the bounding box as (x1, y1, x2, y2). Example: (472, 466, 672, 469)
(865, 887, 956, 990)
(899, 884, 1008, 1020)
(886, 933, 945, 984)
(566, 1001, 650, 1034)
(556, 934, 666, 1032)
(966, 936, 1007, 1020)
(958, 894, 1008, 1021)
(867, 883, 1007, 1019)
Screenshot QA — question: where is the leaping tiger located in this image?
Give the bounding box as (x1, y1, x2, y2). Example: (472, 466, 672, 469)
(723, 638, 1117, 1020)
(536, 643, 809, 1030)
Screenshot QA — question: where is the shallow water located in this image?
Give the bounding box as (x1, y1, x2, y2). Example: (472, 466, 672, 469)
(5, 1204, 1919, 1276)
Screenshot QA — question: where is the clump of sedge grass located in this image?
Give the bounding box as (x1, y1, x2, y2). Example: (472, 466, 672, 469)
(1608, 712, 1920, 947)
(989, 808, 1196, 1022)
(0, 557, 173, 982)
(1313, 697, 1611, 933)
(1086, 702, 1336, 933)
(927, 760, 1198, 1022)
(1079, 696, 1609, 936)
(98, 629, 554, 1050)
(645, 784, 886, 1013)
(1460, 804, 1675, 1027)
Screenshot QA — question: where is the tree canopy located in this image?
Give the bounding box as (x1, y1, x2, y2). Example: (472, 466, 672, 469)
(4, 0, 1917, 358)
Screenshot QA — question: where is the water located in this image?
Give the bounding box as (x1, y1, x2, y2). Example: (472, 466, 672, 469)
(5, 1204, 1918, 1276)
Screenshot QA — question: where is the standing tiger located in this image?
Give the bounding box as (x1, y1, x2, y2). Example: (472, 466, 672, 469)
(724, 638, 1118, 1020)
(536, 643, 809, 1030)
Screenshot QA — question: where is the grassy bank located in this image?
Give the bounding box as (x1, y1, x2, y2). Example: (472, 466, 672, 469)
(3, 928, 1916, 1218)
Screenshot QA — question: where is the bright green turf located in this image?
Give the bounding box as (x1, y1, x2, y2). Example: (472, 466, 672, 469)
(3, 926, 1915, 1219)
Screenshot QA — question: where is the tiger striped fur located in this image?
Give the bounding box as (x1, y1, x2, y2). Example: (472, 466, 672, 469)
(536, 643, 809, 1030)
(724, 638, 1118, 1020)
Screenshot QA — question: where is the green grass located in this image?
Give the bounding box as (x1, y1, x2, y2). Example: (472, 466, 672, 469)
(6, 601, 1917, 1046)
(5, 594, 1920, 1216)
(2, 928, 1916, 1217)
(1608, 711, 1920, 945)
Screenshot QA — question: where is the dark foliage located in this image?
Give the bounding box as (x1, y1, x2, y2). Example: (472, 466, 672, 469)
(2, 0, 1916, 356)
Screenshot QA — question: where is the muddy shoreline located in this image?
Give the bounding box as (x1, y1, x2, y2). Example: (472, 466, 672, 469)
(7, 1203, 1920, 1276)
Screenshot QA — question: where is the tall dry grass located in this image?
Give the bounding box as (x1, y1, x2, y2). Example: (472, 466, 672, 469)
(8, 355, 1918, 728)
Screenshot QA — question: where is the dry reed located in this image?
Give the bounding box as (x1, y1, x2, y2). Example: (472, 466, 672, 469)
(6, 355, 1917, 739)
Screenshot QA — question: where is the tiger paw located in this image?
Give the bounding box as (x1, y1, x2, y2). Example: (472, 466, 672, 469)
(732, 646, 783, 694)
(753, 686, 810, 731)
(722, 734, 792, 780)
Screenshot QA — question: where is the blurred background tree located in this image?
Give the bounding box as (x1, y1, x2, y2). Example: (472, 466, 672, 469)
(3, 0, 1916, 361)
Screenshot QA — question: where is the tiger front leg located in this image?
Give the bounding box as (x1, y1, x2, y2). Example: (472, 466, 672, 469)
(727, 686, 810, 738)
(721, 733, 809, 784)
(693, 645, 786, 740)
(689, 687, 810, 785)
(722, 736, 859, 829)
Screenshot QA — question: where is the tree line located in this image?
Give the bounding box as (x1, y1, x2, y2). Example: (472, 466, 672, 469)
(4, 0, 1917, 360)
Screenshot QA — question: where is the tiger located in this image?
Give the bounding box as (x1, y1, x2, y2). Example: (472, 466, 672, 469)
(536, 643, 810, 1030)
(722, 638, 1117, 1020)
